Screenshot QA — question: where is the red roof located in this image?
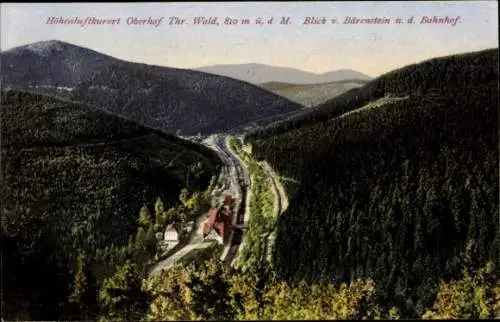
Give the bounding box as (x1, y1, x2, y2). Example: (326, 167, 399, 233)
(203, 209, 218, 235)
(203, 208, 231, 240)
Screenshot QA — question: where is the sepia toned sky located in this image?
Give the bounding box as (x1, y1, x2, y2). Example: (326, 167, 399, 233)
(1, 1, 498, 77)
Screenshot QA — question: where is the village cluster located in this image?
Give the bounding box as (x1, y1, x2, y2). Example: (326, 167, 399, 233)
(155, 195, 236, 252)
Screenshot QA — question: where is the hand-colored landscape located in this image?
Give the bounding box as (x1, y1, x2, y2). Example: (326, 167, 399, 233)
(1, 2, 498, 321)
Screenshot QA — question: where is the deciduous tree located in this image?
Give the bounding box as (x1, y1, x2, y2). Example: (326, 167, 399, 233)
(98, 261, 151, 321)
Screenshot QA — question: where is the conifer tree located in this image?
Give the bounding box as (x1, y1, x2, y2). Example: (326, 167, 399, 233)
(69, 253, 88, 315)
(154, 198, 165, 226)
(138, 205, 152, 228)
(145, 225, 157, 258)
(180, 188, 190, 205)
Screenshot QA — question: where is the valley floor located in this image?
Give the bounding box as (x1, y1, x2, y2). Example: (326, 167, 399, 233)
(145, 132, 291, 272)
(147, 134, 253, 272)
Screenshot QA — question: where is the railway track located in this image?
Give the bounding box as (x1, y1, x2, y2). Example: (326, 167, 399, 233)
(213, 136, 249, 265)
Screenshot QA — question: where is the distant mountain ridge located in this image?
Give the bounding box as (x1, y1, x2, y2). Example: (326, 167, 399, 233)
(1, 40, 304, 136)
(193, 63, 372, 84)
(259, 79, 369, 107)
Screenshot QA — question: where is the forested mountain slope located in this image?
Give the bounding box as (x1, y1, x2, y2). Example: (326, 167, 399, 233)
(1, 40, 304, 135)
(1, 90, 220, 320)
(252, 48, 499, 138)
(67, 61, 303, 135)
(245, 48, 499, 317)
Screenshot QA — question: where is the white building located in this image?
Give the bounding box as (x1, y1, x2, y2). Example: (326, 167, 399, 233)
(164, 223, 181, 242)
(205, 229, 223, 244)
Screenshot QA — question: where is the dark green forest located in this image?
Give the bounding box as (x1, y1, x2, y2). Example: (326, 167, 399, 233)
(0, 90, 220, 320)
(246, 48, 499, 317)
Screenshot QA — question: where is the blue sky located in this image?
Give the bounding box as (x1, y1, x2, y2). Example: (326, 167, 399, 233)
(1, 1, 498, 77)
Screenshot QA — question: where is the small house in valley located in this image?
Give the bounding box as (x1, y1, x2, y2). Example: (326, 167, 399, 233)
(164, 223, 181, 243)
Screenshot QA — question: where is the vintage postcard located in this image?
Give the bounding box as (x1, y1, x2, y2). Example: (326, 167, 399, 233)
(1, 1, 498, 320)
